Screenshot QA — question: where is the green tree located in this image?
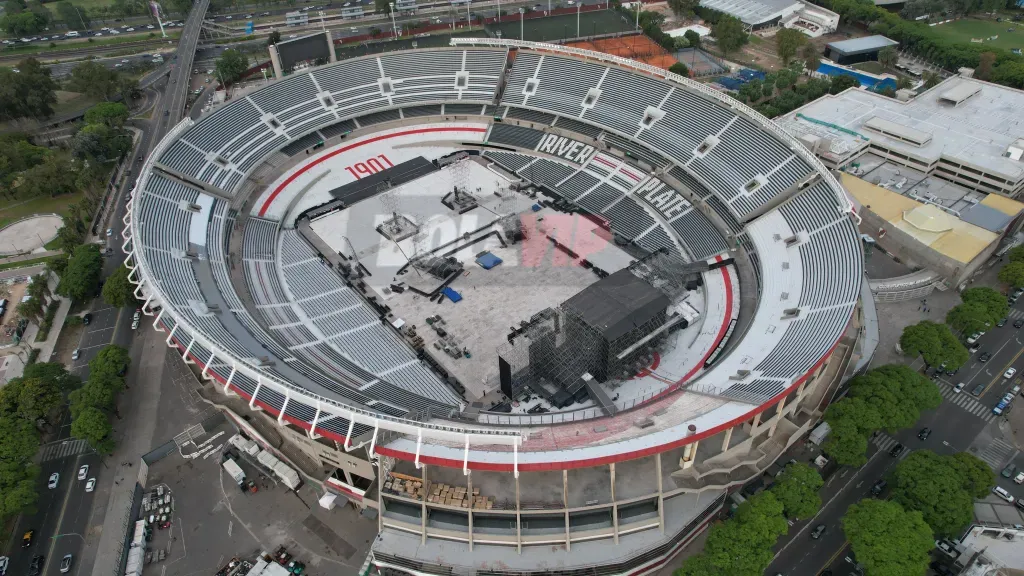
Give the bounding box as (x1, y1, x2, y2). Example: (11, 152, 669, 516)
(68, 377, 119, 417)
(0, 10, 48, 34)
(829, 73, 859, 94)
(1009, 245, 1024, 263)
(977, 51, 996, 81)
(962, 287, 1008, 320)
(71, 406, 115, 454)
(88, 345, 130, 381)
(822, 415, 869, 466)
(675, 491, 788, 576)
(843, 499, 934, 576)
(22, 362, 80, 392)
(84, 102, 129, 128)
(891, 451, 977, 538)
(1000, 261, 1024, 288)
(802, 42, 821, 71)
(771, 462, 822, 519)
(71, 123, 132, 162)
(669, 62, 690, 77)
(0, 415, 41, 465)
(56, 244, 103, 302)
(374, 0, 389, 13)
(0, 470, 40, 517)
(711, 15, 748, 57)
(267, 30, 281, 45)
(66, 61, 121, 100)
(877, 46, 898, 69)
(774, 28, 807, 65)
(949, 452, 995, 499)
(922, 70, 941, 89)
(684, 29, 701, 50)
(899, 321, 967, 369)
(851, 364, 941, 431)
(215, 49, 249, 84)
(55, 1, 88, 29)
(102, 264, 137, 309)
(15, 377, 62, 424)
(667, 0, 699, 17)
(0, 59, 58, 121)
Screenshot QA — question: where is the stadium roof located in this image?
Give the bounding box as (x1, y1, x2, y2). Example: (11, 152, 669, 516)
(698, 0, 802, 26)
(562, 270, 669, 341)
(825, 35, 898, 57)
(783, 76, 1024, 183)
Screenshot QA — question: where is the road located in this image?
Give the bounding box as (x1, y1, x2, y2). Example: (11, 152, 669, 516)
(769, 296, 1024, 576)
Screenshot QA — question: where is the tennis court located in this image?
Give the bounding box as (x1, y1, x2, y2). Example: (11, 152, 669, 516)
(566, 34, 678, 69)
(488, 9, 635, 43)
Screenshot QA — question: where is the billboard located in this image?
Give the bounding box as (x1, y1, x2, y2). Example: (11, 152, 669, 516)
(276, 31, 333, 74)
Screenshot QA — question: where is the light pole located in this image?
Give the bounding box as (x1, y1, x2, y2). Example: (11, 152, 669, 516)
(317, 9, 326, 31)
(576, 2, 580, 37)
(635, 3, 639, 30)
(465, 0, 470, 26)
(388, 2, 398, 38)
(519, 7, 524, 40)
(497, 0, 500, 24)
(547, 0, 550, 13)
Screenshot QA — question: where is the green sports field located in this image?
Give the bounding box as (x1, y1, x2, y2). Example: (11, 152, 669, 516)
(929, 18, 1024, 52)
(488, 9, 635, 43)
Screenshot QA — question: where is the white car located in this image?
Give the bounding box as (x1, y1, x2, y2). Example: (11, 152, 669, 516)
(121, 58, 130, 63)
(131, 318, 140, 330)
(72, 349, 80, 361)
(0, 555, 9, 576)
(1015, 472, 1024, 485)
(95, 32, 103, 36)
(993, 486, 1015, 503)
(1005, 367, 1017, 379)
(147, 24, 155, 29)
(953, 382, 965, 394)
(85, 478, 96, 492)
(78, 465, 89, 480)
(48, 472, 60, 489)
(127, 27, 135, 31)
(109, 29, 120, 34)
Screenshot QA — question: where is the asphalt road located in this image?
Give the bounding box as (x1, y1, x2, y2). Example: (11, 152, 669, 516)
(768, 366, 1000, 575)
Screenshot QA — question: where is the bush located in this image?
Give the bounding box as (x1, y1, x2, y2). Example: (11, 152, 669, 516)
(27, 348, 40, 365)
(34, 300, 60, 342)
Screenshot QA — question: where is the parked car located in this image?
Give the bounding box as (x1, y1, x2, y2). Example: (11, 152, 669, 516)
(935, 539, 957, 558)
(83, 313, 92, 325)
(993, 400, 1009, 415)
(972, 383, 986, 396)
(48, 472, 59, 489)
(979, 352, 992, 363)
(993, 486, 1015, 503)
(998, 317, 1009, 327)
(1006, 367, 1018, 379)
(0, 555, 8, 576)
(28, 555, 43, 576)
(59, 554, 72, 573)
(1002, 464, 1017, 478)
(1015, 472, 1024, 485)
(968, 332, 983, 344)
(953, 382, 965, 393)
(71, 349, 80, 361)
(85, 478, 96, 492)
(78, 465, 88, 480)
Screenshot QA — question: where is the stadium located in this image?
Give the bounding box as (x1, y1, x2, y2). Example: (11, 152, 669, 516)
(125, 39, 866, 575)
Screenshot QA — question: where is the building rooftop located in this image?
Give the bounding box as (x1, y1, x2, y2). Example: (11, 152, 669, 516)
(782, 76, 1024, 183)
(825, 35, 898, 56)
(562, 269, 669, 341)
(699, 0, 802, 26)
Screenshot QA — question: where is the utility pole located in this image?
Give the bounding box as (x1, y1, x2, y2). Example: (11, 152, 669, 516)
(577, 2, 581, 37)
(389, 2, 398, 37)
(519, 7, 524, 40)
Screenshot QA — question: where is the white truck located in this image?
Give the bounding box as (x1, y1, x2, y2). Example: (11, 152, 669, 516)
(808, 422, 831, 446)
(222, 457, 246, 486)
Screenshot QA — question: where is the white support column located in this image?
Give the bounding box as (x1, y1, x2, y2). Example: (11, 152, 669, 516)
(249, 378, 262, 411)
(463, 435, 470, 476)
(278, 392, 290, 426)
(513, 443, 519, 478)
(164, 323, 178, 346)
(610, 462, 619, 544)
(768, 395, 787, 438)
(182, 336, 196, 364)
(308, 401, 322, 439)
(421, 464, 428, 545)
(224, 364, 236, 394)
(141, 293, 154, 316)
(515, 473, 522, 554)
(201, 348, 215, 379)
(721, 426, 734, 453)
(656, 453, 665, 533)
(152, 308, 166, 333)
(467, 471, 474, 551)
(563, 469, 570, 551)
(344, 417, 356, 451)
(414, 430, 423, 469)
(368, 421, 379, 457)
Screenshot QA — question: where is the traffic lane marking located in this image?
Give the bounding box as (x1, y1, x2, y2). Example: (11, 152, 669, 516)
(981, 346, 1024, 399)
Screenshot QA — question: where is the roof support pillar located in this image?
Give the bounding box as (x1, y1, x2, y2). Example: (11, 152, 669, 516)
(515, 473, 522, 554)
(201, 348, 215, 379)
(182, 336, 196, 364)
(343, 417, 356, 451)
(250, 378, 262, 411)
(421, 463, 428, 545)
(656, 452, 665, 534)
(563, 469, 570, 551)
(309, 401, 321, 439)
(462, 435, 470, 476)
(223, 364, 236, 395)
(368, 421, 379, 458)
(278, 391, 290, 426)
(414, 430, 423, 469)
(467, 471, 474, 551)
(610, 462, 619, 544)
(164, 323, 178, 346)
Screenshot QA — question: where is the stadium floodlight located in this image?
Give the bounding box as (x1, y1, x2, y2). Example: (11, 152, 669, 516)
(389, 2, 398, 38)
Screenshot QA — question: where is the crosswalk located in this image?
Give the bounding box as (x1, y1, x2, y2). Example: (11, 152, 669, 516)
(934, 380, 998, 423)
(871, 433, 911, 460)
(40, 439, 89, 462)
(975, 438, 1017, 471)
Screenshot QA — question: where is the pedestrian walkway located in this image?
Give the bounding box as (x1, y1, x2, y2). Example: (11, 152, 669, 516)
(935, 380, 998, 423)
(40, 439, 89, 462)
(871, 432, 911, 460)
(1008, 309, 1024, 322)
(975, 438, 1017, 471)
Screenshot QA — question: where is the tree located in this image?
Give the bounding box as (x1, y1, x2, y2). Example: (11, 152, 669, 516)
(215, 49, 249, 85)
(1008, 245, 1024, 263)
(829, 73, 859, 94)
(684, 29, 701, 50)
(15, 377, 62, 424)
(669, 62, 690, 77)
(899, 321, 968, 369)
(947, 301, 997, 336)
(667, 0, 699, 17)
(999, 261, 1024, 288)
(922, 70, 941, 89)
(69, 378, 119, 417)
(802, 42, 821, 72)
(775, 28, 807, 65)
(675, 491, 788, 576)
(56, 244, 103, 302)
(877, 46, 898, 69)
(71, 123, 131, 162)
(851, 365, 941, 431)
(55, 1, 88, 29)
(84, 102, 129, 128)
(374, 0, 388, 13)
(822, 416, 869, 466)
(102, 264, 137, 309)
(711, 15, 747, 57)
(0, 470, 40, 517)
(0, 415, 41, 466)
(977, 51, 996, 80)
(22, 362, 80, 392)
(843, 499, 934, 576)
(71, 406, 115, 454)
(896, 76, 912, 90)
(0, 59, 58, 121)
(890, 451, 978, 538)
(949, 452, 995, 499)
(66, 61, 121, 100)
(267, 30, 281, 45)
(962, 286, 1008, 319)
(771, 462, 822, 519)
(0, 10, 48, 35)
(46, 253, 68, 277)
(88, 345, 130, 381)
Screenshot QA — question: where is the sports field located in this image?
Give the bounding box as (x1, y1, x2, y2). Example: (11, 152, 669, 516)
(929, 18, 1024, 52)
(489, 9, 635, 43)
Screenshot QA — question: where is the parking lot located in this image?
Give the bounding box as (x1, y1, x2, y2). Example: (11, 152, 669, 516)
(141, 421, 377, 575)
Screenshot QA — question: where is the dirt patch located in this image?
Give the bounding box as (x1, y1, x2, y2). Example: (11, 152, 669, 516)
(0, 280, 29, 346)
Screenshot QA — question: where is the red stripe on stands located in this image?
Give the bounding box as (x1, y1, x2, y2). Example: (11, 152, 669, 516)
(257, 126, 488, 217)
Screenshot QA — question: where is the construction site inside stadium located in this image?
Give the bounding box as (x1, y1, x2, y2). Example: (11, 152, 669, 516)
(126, 39, 868, 575)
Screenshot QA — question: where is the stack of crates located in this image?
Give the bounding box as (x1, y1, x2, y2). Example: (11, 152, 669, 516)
(384, 473, 424, 501)
(427, 483, 494, 509)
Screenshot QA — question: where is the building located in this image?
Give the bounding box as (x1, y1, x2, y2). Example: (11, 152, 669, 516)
(699, 0, 837, 32)
(341, 4, 365, 18)
(285, 10, 308, 26)
(953, 524, 1024, 574)
(778, 74, 1024, 197)
(824, 35, 898, 65)
(393, 0, 417, 12)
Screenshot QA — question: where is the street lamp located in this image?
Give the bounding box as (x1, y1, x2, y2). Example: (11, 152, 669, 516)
(519, 7, 524, 40)
(317, 9, 326, 31)
(466, 0, 470, 26)
(497, 0, 501, 24)
(576, 2, 581, 37)
(388, 2, 398, 38)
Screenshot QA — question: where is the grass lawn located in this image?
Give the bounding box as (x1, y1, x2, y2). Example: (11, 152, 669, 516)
(0, 193, 84, 229)
(852, 61, 885, 74)
(930, 18, 1024, 52)
(0, 255, 57, 272)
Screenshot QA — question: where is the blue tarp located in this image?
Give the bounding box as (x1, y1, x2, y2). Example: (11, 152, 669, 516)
(737, 69, 766, 81)
(717, 77, 744, 91)
(441, 286, 462, 303)
(476, 252, 503, 270)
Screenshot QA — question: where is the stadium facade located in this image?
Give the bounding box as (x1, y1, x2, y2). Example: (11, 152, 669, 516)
(125, 40, 867, 575)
